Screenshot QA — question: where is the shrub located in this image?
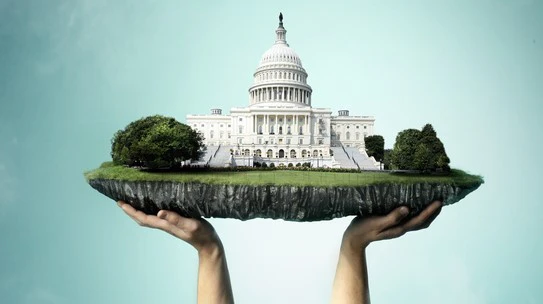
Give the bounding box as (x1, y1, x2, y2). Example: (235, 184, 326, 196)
(390, 123, 450, 172)
(111, 115, 205, 170)
(288, 163, 294, 167)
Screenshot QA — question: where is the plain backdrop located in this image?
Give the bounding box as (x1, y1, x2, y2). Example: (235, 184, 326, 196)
(0, 0, 542, 303)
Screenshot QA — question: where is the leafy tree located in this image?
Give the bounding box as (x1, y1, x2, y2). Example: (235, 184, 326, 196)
(421, 123, 437, 138)
(382, 149, 393, 170)
(364, 135, 385, 162)
(390, 129, 421, 170)
(413, 143, 432, 171)
(390, 123, 450, 172)
(111, 115, 205, 169)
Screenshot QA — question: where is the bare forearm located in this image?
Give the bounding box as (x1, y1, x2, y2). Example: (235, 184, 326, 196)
(330, 242, 370, 304)
(197, 243, 234, 304)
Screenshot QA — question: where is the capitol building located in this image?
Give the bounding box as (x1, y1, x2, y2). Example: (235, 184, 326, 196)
(187, 14, 380, 170)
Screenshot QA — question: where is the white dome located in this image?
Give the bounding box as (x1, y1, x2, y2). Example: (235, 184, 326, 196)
(259, 44, 303, 67)
(248, 15, 312, 107)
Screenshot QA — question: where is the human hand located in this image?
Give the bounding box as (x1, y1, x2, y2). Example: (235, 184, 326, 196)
(342, 201, 443, 253)
(117, 201, 222, 256)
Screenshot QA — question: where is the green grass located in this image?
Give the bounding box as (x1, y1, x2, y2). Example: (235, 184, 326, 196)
(84, 161, 484, 188)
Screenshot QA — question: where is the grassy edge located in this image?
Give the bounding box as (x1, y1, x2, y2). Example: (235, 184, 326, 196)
(84, 161, 484, 188)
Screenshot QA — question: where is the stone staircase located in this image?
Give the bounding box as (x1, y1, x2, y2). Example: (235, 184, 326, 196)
(344, 147, 380, 170)
(330, 147, 358, 169)
(208, 145, 233, 168)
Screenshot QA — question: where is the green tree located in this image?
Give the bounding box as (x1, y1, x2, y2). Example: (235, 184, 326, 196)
(364, 135, 385, 162)
(382, 149, 393, 170)
(413, 143, 432, 172)
(111, 115, 205, 169)
(390, 129, 421, 169)
(390, 123, 451, 172)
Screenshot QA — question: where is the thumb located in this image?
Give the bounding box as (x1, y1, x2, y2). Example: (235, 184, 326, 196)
(379, 206, 409, 230)
(157, 210, 183, 226)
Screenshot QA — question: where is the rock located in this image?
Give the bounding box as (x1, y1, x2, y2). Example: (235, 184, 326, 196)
(88, 178, 482, 221)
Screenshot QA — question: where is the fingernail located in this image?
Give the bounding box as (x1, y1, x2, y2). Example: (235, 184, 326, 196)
(400, 207, 409, 216)
(158, 211, 167, 219)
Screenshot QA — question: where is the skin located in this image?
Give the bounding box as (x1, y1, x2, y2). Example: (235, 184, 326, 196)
(330, 200, 443, 304)
(116, 200, 442, 304)
(117, 201, 235, 304)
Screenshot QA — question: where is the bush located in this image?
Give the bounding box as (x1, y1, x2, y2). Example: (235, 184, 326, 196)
(269, 163, 275, 168)
(296, 163, 301, 167)
(390, 123, 450, 172)
(261, 162, 268, 168)
(288, 163, 294, 167)
(111, 115, 204, 170)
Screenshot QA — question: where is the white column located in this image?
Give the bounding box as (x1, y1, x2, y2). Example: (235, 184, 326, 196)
(292, 115, 298, 135)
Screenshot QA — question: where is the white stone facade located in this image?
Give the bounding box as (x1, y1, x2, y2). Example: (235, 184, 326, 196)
(186, 15, 376, 168)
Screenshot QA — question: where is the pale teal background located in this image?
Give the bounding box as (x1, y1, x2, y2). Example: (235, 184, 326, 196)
(1, 0, 542, 303)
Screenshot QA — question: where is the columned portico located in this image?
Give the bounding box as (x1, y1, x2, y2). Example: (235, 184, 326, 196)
(186, 13, 376, 169)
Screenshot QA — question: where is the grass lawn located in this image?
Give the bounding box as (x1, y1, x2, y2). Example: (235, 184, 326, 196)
(84, 162, 484, 188)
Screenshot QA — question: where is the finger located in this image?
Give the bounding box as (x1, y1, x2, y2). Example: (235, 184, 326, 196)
(376, 225, 407, 241)
(119, 201, 159, 228)
(157, 210, 192, 239)
(118, 201, 144, 225)
(413, 201, 443, 231)
(378, 206, 410, 231)
(402, 201, 443, 232)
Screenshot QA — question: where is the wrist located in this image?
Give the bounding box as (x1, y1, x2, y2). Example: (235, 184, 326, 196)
(197, 241, 224, 261)
(341, 234, 368, 257)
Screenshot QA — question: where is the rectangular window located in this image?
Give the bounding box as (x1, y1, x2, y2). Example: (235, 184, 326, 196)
(238, 137, 243, 144)
(299, 138, 303, 145)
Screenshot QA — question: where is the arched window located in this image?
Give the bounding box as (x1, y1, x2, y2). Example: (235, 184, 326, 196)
(267, 149, 273, 158)
(302, 150, 307, 158)
(279, 126, 283, 135)
(287, 125, 291, 134)
(313, 150, 319, 157)
(299, 126, 303, 135)
(244, 149, 250, 156)
(279, 149, 285, 158)
(270, 125, 275, 134)
(255, 149, 262, 157)
(258, 125, 263, 134)
(290, 150, 297, 158)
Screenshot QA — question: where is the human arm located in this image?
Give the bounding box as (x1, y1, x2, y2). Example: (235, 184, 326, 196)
(117, 201, 234, 304)
(330, 200, 443, 304)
